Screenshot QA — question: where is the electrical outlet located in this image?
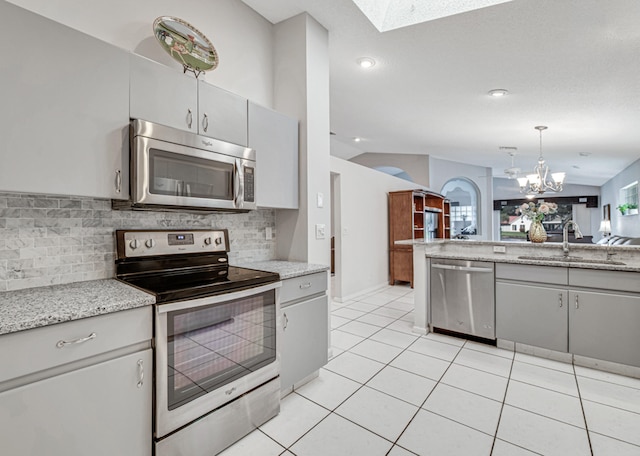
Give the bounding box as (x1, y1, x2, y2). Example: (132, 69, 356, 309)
(493, 245, 507, 253)
(315, 224, 326, 239)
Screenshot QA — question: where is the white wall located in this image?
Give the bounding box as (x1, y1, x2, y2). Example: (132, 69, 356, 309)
(601, 158, 640, 237)
(349, 153, 430, 188)
(429, 157, 493, 240)
(330, 156, 422, 301)
(8, 0, 274, 107)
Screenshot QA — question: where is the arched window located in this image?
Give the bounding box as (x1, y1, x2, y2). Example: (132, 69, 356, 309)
(441, 178, 481, 236)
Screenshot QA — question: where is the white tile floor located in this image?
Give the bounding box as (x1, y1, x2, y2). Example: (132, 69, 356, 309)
(220, 284, 640, 456)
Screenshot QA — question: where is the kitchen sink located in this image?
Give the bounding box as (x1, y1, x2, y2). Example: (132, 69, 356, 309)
(517, 255, 626, 266)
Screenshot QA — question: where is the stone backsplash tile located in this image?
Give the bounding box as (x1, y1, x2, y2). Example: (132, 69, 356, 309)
(0, 192, 276, 291)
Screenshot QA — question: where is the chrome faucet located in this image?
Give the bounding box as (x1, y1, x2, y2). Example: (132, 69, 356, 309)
(562, 220, 583, 257)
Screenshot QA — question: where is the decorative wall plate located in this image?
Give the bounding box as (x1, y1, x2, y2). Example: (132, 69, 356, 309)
(153, 16, 218, 77)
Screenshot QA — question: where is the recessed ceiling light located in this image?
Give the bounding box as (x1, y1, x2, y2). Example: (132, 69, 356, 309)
(354, 137, 362, 142)
(357, 57, 376, 68)
(488, 89, 509, 97)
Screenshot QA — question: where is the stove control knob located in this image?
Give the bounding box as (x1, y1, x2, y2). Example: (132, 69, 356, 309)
(129, 239, 140, 250)
(204, 237, 212, 246)
(214, 237, 223, 246)
(145, 239, 156, 249)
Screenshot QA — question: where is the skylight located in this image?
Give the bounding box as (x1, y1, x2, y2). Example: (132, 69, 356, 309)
(352, 0, 514, 32)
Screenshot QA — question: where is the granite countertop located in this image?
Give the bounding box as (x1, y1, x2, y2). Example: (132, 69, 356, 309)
(0, 279, 156, 336)
(233, 260, 329, 280)
(406, 239, 640, 273)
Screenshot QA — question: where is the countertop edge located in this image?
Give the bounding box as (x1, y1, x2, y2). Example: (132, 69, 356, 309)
(233, 260, 330, 280)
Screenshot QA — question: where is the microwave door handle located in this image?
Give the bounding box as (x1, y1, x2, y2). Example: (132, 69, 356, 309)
(234, 159, 244, 208)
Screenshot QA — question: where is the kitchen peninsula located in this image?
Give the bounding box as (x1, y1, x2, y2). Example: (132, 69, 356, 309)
(406, 239, 640, 374)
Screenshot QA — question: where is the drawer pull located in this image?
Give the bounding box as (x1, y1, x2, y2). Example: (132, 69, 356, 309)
(56, 332, 97, 349)
(137, 359, 144, 388)
(299, 283, 312, 289)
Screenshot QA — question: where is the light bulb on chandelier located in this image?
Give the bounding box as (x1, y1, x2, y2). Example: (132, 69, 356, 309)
(517, 126, 565, 195)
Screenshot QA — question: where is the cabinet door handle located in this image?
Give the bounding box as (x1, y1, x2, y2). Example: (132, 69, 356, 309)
(56, 332, 96, 349)
(559, 293, 563, 307)
(283, 312, 288, 331)
(575, 294, 579, 309)
(137, 359, 144, 388)
(202, 113, 209, 132)
(115, 169, 122, 193)
(187, 109, 193, 129)
(299, 282, 312, 289)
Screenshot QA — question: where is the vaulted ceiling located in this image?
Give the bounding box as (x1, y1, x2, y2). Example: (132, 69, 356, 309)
(242, 0, 640, 186)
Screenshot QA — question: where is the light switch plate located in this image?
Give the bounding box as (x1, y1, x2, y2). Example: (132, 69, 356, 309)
(315, 224, 326, 239)
(317, 192, 324, 208)
(265, 227, 273, 240)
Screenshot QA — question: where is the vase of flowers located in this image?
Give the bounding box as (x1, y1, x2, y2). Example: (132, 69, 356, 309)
(517, 201, 558, 243)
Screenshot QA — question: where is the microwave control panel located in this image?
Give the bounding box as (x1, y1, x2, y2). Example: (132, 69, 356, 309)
(244, 166, 255, 203)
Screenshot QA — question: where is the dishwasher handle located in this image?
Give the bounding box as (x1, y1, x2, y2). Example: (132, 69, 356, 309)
(432, 264, 494, 273)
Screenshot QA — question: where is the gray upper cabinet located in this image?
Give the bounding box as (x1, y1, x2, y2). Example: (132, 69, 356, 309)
(130, 53, 198, 133)
(248, 103, 299, 208)
(0, 2, 130, 199)
(130, 54, 248, 146)
(198, 81, 248, 146)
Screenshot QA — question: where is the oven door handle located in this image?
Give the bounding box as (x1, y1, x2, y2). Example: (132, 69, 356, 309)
(156, 281, 282, 314)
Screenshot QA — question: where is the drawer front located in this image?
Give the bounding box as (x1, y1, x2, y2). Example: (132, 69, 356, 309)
(0, 306, 152, 383)
(496, 263, 568, 285)
(281, 272, 327, 305)
(569, 268, 640, 293)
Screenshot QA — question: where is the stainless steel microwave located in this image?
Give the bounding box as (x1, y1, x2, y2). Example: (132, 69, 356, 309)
(113, 119, 256, 212)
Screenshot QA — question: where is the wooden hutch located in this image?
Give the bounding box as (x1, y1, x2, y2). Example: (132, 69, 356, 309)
(388, 189, 450, 287)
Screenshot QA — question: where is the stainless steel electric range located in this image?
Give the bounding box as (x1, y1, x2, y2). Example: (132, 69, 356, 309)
(115, 229, 281, 456)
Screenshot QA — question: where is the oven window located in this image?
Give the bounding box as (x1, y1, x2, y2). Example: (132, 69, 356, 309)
(166, 289, 276, 410)
(149, 148, 233, 200)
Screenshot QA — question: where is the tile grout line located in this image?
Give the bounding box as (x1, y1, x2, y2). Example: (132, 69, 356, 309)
(384, 337, 466, 452)
(573, 363, 595, 456)
(489, 345, 515, 455)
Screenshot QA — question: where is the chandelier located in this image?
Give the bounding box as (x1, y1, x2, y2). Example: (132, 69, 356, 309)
(517, 126, 565, 195)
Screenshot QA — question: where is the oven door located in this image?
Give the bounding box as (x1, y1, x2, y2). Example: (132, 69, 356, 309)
(132, 134, 256, 211)
(155, 281, 280, 438)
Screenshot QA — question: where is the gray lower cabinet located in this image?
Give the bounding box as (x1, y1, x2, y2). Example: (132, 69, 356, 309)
(569, 290, 640, 367)
(496, 264, 640, 368)
(280, 273, 329, 391)
(0, 307, 153, 455)
(0, 349, 152, 455)
(496, 282, 568, 352)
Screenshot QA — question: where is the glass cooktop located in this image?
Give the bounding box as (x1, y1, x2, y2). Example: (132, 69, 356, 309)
(121, 266, 280, 303)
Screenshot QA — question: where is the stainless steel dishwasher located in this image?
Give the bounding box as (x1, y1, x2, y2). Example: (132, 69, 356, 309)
(430, 259, 495, 339)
